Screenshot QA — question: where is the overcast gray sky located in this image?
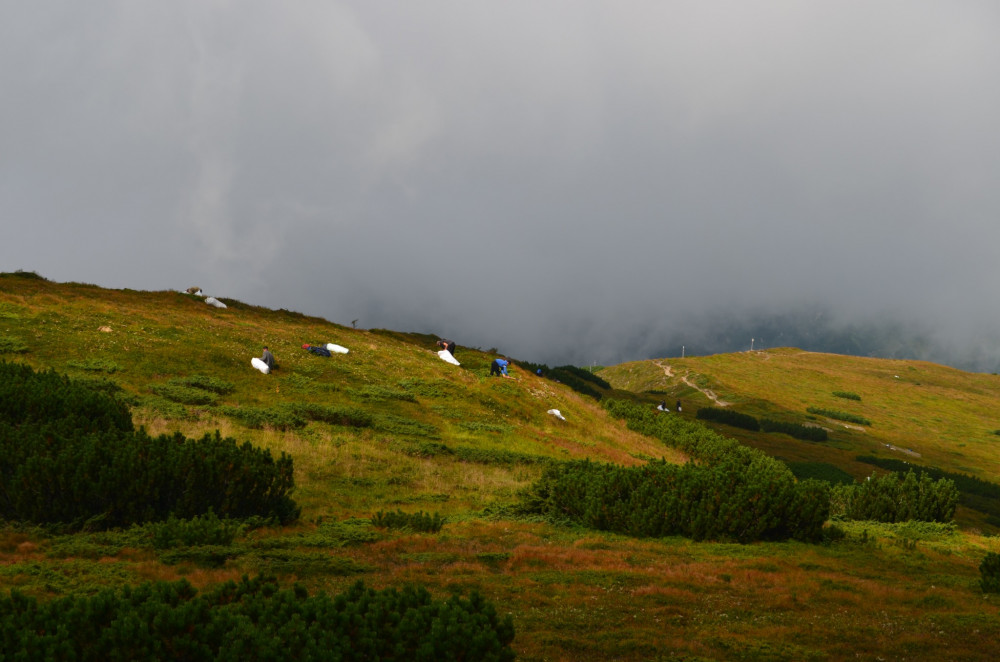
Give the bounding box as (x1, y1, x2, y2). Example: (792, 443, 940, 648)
(3, 1, 999, 366)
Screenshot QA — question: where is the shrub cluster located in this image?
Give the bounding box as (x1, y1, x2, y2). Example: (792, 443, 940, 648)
(830, 470, 959, 522)
(148, 510, 245, 549)
(785, 462, 856, 486)
(522, 458, 829, 543)
(760, 419, 828, 442)
(520, 400, 831, 543)
(151, 383, 219, 405)
(0, 362, 299, 529)
(0, 576, 516, 661)
(0, 336, 28, 354)
(856, 455, 1000, 521)
(807, 407, 872, 426)
(0, 361, 133, 434)
(371, 510, 445, 533)
(170, 375, 236, 394)
(517, 361, 609, 400)
(219, 403, 373, 431)
(696, 407, 759, 431)
(981, 552, 1000, 593)
(832, 391, 862, 401)
(695, 405, 827, 441)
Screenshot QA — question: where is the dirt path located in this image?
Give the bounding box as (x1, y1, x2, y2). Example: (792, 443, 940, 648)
(653, 360, 731, 407)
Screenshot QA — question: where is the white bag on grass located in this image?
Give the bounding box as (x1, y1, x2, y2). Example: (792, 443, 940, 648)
(437, 349, 460, 365)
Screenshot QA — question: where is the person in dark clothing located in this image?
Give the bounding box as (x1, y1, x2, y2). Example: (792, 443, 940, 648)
(436, 339, 457, 356)
(676, 400, 682, 412)
(261, 346, 276, 371)
(302, 344, 332, 357)
(490, 357, 510, 377)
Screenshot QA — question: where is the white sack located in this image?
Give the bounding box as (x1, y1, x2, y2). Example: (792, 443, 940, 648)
(437, 349, 460, 365)
(326, 343, 349, 354)
(251, 357, 270, 374)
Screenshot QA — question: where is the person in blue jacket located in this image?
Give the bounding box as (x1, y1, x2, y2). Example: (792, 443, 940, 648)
(490, 357, 510, 378)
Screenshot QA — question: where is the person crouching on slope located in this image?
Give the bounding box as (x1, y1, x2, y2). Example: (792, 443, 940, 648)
(261, 346, 277, 371)
(490, 357, 510, 378)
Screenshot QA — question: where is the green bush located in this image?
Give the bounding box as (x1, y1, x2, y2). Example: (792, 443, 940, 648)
(981, 552, 1000, 593)
(453, 446, 551, 466)
(373, 414, 439, 439)
(518, 362, 609, 399)
(219, 405, 307, 430)
(696, 407, 760, 431)
(371, 510, 446, 533)
(807, 407, 871, 426)
(520, 458, 829, 543)
(66, 359, 120, 373)
(286, 403, 374, 427)
(760, 419, 828, 442)
(347, 385, 417, 402)
(148, 510, 244, 549)
(0, 363, 299, 529)
(831, 470, 959, 523)
(0, 361, 133, 434)
(169, 375, 235, 394)
(856, 455, 1000, 520)
(786, 462, 855, 486)
(0, 576, 516, 661)
(151, 383, 218, 405)
(0, 336, 28, 354)
(832, 391, 862, 401)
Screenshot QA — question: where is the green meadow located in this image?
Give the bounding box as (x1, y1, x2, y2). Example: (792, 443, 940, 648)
(2, 272, 999, 660)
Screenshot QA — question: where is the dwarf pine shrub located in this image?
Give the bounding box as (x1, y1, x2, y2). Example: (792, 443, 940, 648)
(696, 407, 760, 431)
(521, 458, 829, 543)
(0, 362, 299, 528)
(371, 509, 446, 533)
(0, 576, 516, 661)
(0, 336, 28, 354)
(760, 419, 828, 442)
(151, 383, 218, 405)
(831, 470, 959, 523)
(169, 375, 235, 394)
(980, 552, 1000, 593)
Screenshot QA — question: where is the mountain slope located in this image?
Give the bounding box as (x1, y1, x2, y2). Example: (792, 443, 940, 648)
(0, 272, 681, 519)
(3, 272, 1000, 661)
(600, 347, 1000, 527)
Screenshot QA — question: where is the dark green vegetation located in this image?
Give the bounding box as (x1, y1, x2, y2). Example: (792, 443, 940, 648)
(516, 361, 611, 400)
(0, 361, 299, 528)
(0, 576, 515, 661)
(806, 406, 872, 426)
(371, 510, 446, 533)
(696, 406, 760, 431)
(522, 458, 828, 543)
(696, 407, 827, 441)
(523, 400, 829, 542)
(832, 390, 862, 401)
(785, 462, 856, 486)
(982, 552, 1000, 593)
(831, 471, 960, 523)
(858, 456, 1000, 525)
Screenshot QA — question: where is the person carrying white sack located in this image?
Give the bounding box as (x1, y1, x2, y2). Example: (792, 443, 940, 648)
(261, 346, 276, 371)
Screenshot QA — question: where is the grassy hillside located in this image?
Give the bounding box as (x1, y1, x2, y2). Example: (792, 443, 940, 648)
(601, 348, 1000, 528)
(3, 273, 1000, 660)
